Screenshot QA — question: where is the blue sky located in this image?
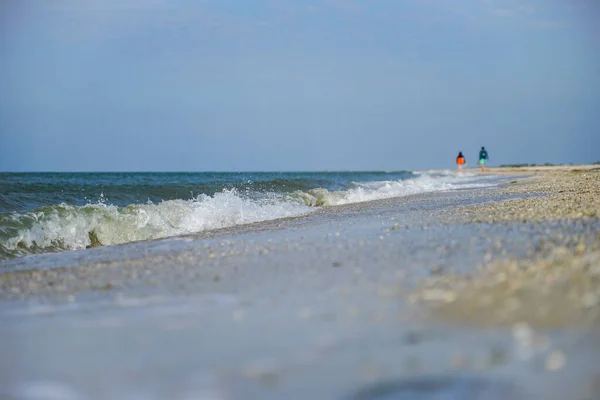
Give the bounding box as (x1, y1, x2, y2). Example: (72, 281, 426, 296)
(0, 0, 598, 171)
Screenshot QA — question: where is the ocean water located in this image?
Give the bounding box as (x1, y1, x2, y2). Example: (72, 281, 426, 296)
(0, 171, 497, 261)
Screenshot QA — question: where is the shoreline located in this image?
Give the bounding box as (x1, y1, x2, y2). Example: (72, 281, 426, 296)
(1, 165, 600, 399)
(1, 166, 599, 326)
(0, 171, 515, 272)
(448, 165, 600, 222)
(409, 165, 600, 329)
(0, 168, 501, 266)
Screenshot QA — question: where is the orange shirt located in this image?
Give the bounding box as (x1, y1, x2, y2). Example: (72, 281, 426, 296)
(456, 157, 465, 165)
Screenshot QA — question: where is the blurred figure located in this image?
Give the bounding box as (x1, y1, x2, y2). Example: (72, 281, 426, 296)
(478, 146, 489, 172)
(456, 151, 466, 171)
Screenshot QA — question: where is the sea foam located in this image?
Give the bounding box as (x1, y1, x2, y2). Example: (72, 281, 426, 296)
(0, 190, 311, 257)
(0, 172, 496, 258)
(291, 172, 495, 206)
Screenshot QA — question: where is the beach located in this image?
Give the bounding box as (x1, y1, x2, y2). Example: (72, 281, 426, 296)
(1, 166, 599, 400)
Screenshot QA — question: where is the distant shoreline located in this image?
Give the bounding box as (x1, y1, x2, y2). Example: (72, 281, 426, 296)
(499, 162, 600, 168)
(448, 164, 600, 221)
(476, 164, 599, 175)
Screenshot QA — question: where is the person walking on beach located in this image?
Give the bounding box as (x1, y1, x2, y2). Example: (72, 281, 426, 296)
(456, 151, 466, 171)
(478, 146, 489, 172)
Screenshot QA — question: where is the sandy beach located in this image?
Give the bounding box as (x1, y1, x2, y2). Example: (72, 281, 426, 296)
(416, 166, 600, 329)
(1, 166, 599, 400)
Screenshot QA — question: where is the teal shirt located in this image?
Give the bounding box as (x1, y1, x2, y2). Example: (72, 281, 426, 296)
(479, 150, 488, 160)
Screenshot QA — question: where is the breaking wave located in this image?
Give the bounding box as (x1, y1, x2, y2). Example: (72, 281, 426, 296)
(289, 173, 492, 206)
(0, 172, 496, 260)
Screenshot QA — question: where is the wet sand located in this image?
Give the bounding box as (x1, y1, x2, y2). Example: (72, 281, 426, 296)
(1, 166, 599, 399)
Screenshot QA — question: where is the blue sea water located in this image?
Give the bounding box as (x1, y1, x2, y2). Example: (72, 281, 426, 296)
(0, 171, 496, 261)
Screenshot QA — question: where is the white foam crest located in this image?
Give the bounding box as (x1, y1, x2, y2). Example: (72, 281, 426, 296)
(414, 169, 478, 177)
(1, 174, 500, 255)
(2, 189, 311, 252)
(292, 173, 497, 206)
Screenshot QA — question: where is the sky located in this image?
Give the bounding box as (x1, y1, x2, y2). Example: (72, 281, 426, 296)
(0, 0, 599, 172)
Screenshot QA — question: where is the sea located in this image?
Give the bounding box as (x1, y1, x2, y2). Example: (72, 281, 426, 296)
(0, 171, 498, 261)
